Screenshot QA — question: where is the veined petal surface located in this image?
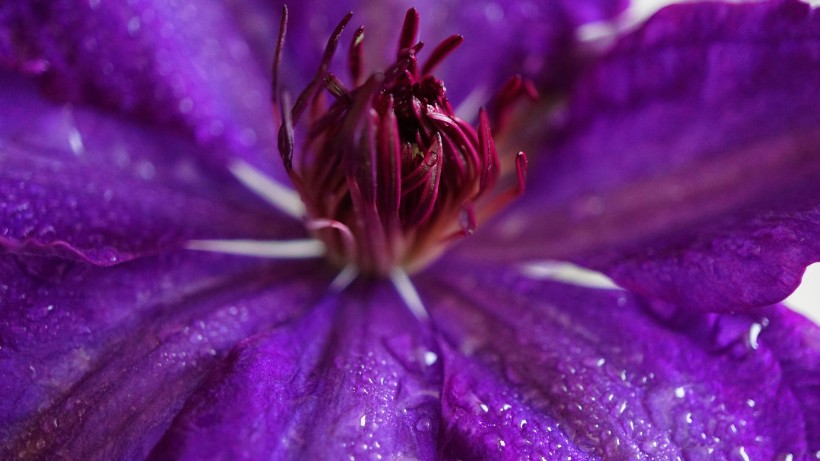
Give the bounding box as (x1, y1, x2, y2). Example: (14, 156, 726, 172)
(0, 254, 331, 460)
(0, 73, 300, 265)
(477, 0, 820, 312)
(420, 259, 819, 459)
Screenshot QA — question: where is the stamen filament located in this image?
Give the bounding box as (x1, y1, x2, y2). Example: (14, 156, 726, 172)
(271, 5, 288, 105)
(397, 8, 420, 52)
(520, 261, 622, 290)
(228, 159, 305, 218)
(306, 219, 357, 262)
(330, 264, 359, 292)
(348, 26, 365, 85)
(390, 267, 430, 321)
(186, 239, 325, 258)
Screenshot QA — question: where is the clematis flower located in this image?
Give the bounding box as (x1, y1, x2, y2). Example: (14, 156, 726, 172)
(1, 0, 820, 459)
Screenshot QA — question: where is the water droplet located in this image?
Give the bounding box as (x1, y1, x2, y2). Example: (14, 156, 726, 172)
(641, 440, 659, 455)
(178, 97, 194, 114)
(747, 323, 763, 350)
(127, 16, 141, 36)
(96, 247, 119, 264)
(732, 446, 750, 461)
(37, 225, 56, 240)
(136, 161, 156, 180)
(239, 128, 257, 146)
(188, 333, 204, 344)
(415, 418, 431, 432)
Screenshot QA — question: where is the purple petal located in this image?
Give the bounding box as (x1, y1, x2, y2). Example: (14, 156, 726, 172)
(0, 253, 331, 460)
(0, 0, 277, 163)
(0, 72, 299, 265)
(476, 0, 820, 312)
(229, 0, 629, 107)
(351, 0, 629, 100)
(150, 282, 440, 460)
(419, 260, 819, 458)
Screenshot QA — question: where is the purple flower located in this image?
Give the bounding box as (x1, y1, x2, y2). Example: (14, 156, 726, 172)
(1, 0, 819, 459)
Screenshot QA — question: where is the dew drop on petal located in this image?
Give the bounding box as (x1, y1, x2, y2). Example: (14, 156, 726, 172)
(415, 418, 431, 432)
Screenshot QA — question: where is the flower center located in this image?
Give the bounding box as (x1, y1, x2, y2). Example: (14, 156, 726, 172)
(274, 8, 528, 276)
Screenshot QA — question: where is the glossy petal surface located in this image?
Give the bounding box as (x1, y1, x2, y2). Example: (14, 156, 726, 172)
(2, 257, 817, 459)
(0, 0, 276, 164)
(478, 0, 820, 311)
(0, 0, 818, 459)
(0, 253, 330, 460)
(0, 73, 298, 265)
(420, 260, 818, 459)
(150, 283, 440, 460)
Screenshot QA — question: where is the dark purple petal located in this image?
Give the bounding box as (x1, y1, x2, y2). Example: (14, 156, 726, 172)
(0, 253, 331, 460)
(760, 304, 820, 453)
(0, 72, 299, 265)
(475, 0, 820, 312)
(0, 0, 278, 164)
(419, 260, 819, 459)
(350, 0, 629, 100)
(228, 0, 629, 107)
(149, 281, 440, 460)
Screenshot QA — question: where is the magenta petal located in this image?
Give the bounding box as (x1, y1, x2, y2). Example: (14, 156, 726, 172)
(0, 254, 330, 460)
(150, 282, 440, 460)
(477, 0, 820, 312)
(0, 73, 297, 264)
(0, 0, 277, 162)
(420, 261, 818, 458)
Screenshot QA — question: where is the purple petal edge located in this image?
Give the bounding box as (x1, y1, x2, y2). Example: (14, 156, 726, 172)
(474, 0, 820, 312)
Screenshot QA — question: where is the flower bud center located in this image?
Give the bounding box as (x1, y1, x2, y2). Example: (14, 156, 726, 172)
(274, 9, 528, 275)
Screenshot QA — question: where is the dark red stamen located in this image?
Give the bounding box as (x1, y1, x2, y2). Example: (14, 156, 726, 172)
(273, 9, 530, 274)
(398, 8, 420, 53)
(271, 5, 288, 105)
(348, 26, 365, 85)
(491, 74, 539, 132)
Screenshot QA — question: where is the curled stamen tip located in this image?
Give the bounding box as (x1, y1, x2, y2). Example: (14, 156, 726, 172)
(516, 152, 528, 194)
(353, 26, 365, 45)
(273, 8, 529, 275)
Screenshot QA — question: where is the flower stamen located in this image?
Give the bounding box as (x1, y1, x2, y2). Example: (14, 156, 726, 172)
(228, 159, 305, 219)
(186, 238, 325, 258)
(389, 267, 429, 321)
(330, 264, 360, 292)
(272, 8, 531, 276)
